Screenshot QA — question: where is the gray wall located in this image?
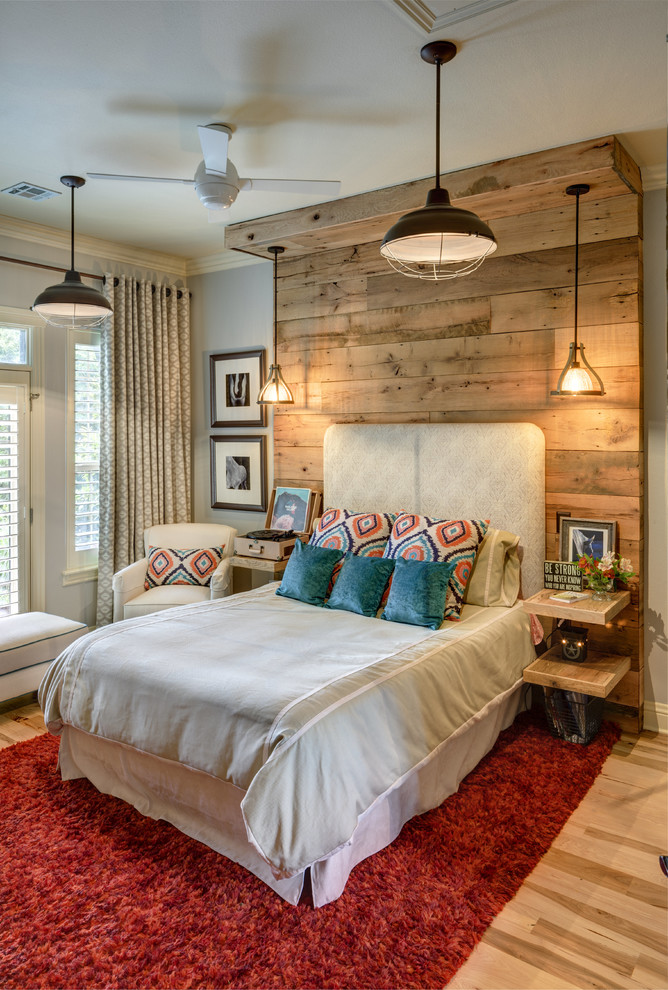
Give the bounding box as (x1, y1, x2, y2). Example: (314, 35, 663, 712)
(643, 187, 667, 718)
(188, 259, 274, 538)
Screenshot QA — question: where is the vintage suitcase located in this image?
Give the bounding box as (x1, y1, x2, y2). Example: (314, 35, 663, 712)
(234, 530, 298, 561)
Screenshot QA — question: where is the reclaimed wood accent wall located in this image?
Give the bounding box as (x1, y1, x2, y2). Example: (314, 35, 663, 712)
(227, 136, 644, 730)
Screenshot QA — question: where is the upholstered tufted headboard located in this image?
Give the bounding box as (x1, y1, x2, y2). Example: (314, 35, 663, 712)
(323, 423, 545, 598)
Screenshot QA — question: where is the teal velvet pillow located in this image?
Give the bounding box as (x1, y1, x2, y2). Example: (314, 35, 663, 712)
(276, 540, 344, 606)
(325, 554, 395, 618)
(381, 556, 455, 630)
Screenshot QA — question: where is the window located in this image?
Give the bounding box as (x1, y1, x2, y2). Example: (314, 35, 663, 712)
(0, 322, 29, 366)
(0, 307, 37, 611)
(66, 329, 101, 579)
(0, 380, 29, 614)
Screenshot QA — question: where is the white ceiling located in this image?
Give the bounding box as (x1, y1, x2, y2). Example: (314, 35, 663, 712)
(0, 0, 665, 265)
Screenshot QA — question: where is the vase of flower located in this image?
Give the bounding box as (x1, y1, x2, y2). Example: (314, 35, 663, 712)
(588, 578, 615, 601)
(577, 551, 635, 602)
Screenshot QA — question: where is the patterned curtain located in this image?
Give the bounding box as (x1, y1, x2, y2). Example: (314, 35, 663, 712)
(95, 275, 192, 625)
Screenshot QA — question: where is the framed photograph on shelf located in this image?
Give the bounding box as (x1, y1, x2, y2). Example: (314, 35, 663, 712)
(210, 435, 267, 512)
(559, 517, 616, 562)
(265, 487, 322, 534)
(210, 349, 266, 427)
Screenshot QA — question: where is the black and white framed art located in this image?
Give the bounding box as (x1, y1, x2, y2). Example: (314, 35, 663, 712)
(210, 435, 267, 512)
(210, 349, 266, 428)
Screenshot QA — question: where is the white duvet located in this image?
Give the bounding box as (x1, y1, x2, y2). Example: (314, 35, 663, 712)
(40, 585, 535, 878)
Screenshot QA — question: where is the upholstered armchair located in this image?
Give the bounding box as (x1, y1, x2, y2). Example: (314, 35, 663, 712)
(112, 522, 238, 622)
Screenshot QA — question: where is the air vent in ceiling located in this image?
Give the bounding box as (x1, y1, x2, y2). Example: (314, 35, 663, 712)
(1, 182, 61, 202)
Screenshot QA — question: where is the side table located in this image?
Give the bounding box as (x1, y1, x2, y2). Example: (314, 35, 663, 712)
(522, 588, 631, 743)
(229, 554, 288, 592)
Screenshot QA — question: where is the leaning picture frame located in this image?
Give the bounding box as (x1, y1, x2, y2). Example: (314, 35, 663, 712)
(210, 349, 266, 427)
(559, 517, 616, 562)
(210, 435, 267, 512)
(264, 487, 322, 535)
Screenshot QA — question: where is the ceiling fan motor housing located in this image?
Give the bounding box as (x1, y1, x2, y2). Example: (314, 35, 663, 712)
(194, 159, 240, 210)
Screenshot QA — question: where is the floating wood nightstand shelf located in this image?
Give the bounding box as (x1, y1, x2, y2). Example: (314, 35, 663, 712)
(522, 588, 631, 625)
(523, 649, 631, 699)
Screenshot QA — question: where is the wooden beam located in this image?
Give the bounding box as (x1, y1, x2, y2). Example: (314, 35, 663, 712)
(225, 136, 641, 258)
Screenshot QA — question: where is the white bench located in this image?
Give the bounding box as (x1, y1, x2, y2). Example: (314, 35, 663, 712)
(0, 612, 88, 706)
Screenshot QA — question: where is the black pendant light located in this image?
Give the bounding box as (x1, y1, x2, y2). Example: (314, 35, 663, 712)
(257, 246, 294, 404)
(32, 175, 112, 329)
(380, 41, 497, 281)
(551, 184, 605, 396)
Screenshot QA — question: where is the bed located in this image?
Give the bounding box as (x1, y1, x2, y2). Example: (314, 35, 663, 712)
(39, 423, 545, 907)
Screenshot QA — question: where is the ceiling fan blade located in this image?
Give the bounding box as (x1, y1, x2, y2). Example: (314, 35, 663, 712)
(87, 172, 195, 185)
(197, 124, 230, 176)
(239, 178, 341, 196)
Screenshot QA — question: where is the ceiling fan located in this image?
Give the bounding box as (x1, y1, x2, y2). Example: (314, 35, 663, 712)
(87, 123, 341, 221)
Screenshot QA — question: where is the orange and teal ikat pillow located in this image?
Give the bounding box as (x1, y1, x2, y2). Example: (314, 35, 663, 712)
(309, 508, 397, 557)
(383, 514, 488, 621)
(145, 546, 225, 589)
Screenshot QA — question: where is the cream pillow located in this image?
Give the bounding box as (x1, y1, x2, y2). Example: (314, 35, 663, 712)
(463, 528, 521, 607)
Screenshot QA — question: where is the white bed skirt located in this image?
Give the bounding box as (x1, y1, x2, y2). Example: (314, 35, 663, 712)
(58, 679, 524, 907)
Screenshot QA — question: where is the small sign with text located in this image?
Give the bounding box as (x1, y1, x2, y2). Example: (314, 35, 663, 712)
(543, 560, 584, 591)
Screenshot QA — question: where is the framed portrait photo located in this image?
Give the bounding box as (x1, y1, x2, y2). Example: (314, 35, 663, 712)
(210, 435, 267, 512)
(559, 517, 616, 563)
(210, 349, 266, 428)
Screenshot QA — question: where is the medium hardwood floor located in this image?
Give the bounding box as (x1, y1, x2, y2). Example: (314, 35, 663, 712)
(1, 700, 666, 990)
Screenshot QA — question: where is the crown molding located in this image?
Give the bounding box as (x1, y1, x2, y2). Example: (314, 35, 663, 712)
(432, 0, 519, 30)
(387, 0, 520, 33)
(386, 0, 434, 33)
(0, 214, 188, 277)
(642, 162, 667, 192)
(185, 249, 265, 277)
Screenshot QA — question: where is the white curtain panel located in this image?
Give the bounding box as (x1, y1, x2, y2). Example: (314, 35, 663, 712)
(96, 276, 192, 625)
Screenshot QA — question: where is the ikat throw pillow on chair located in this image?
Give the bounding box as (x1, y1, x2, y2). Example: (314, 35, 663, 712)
(145, 546, 225, 589)
(383, 514, 488, 621)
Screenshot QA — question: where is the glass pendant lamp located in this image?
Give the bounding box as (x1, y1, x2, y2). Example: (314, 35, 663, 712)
(257, 246, 294, 404)
(551, 184, 605, 396)
(32, 176, 112, 329)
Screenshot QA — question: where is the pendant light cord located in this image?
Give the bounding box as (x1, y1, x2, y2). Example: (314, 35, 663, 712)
(434, 57, 441, 191)
(273, 250, 278, 361)
(69, 183, 76, 272)
(573, 188, 580, 353)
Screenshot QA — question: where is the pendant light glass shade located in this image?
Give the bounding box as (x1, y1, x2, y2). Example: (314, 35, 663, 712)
(257, 246, 294, 405)
(257, 364, 294, 403)
(552, 184, 605, 396)
(32, 176, 112, 329)
(561, 363, 594, 393)
(381, 41, 496, 281)
(554, 341, 604, 395)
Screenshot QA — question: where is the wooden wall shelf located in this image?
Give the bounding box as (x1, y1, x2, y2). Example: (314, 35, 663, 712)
(523, 647, 631, 699)
(522, 588, 631, 625)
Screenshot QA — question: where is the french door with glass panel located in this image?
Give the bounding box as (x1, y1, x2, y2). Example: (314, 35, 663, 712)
(0, 372, 30, 614)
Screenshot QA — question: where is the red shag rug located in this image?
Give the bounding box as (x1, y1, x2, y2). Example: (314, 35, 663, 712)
(0, 711, 619, 990)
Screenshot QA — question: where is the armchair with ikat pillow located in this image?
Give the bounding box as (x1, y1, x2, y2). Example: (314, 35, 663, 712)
(112, 522, 237, 622)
